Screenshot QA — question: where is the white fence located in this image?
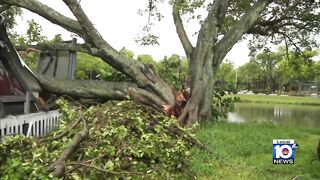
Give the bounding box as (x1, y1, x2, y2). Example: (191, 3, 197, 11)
(0, 110, 60, 141)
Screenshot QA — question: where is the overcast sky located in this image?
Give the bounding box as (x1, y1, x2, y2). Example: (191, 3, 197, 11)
(14, 0, 251, 67)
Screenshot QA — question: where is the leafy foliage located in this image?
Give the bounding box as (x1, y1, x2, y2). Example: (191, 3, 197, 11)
(76, 53, 129, 81)
(0, 100, 197, 179)
(1, 6, 22, 30)
(158, 55, 188, 90)
(215, 61, 237, 91)
(212, 88, 238, 121)
(25, 19, 47, 45)
(236, 48, 319, 93)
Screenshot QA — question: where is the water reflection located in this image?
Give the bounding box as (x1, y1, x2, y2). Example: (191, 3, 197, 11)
(228, 103, 320, 129)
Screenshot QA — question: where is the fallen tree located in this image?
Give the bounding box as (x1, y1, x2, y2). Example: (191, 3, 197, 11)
(1, 0, 319, 126)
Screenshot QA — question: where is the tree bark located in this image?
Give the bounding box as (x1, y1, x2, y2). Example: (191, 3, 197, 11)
(37, 75, 134, 100)
(37, 76, 165, 111)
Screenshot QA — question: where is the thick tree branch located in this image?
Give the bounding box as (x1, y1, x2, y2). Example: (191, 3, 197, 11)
(53, 125, 89, 177)
(36, 75, 172, 110)
(213, 0, 230, 29)
(15, 43, 96, 54)
(278, 31, 303, 53)
(62, 0, 108, 48)
(128, 87, 165, 112)
(172, 0, 194, 58)
(247, 26, 270, 36)
(196, 0, 229, 45)
(0, 0, 89, 41)
(36, 75, 135, 100)
(216, 0, 271, 62)
(246, 0, 319, 47)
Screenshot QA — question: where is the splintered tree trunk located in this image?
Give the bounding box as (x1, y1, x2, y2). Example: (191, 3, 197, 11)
(179, 47, 217, 127)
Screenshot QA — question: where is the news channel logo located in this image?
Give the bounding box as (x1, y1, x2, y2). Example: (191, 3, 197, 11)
(273, 139, 299, 164)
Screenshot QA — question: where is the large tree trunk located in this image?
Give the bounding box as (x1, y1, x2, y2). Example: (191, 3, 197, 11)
(179, 54, 216, 126)
(175, 0, 270, 126)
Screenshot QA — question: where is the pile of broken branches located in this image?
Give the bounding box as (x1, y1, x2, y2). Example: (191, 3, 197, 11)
(0, 100, 203, 179)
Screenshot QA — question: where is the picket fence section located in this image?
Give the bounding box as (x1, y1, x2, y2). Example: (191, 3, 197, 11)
(0, 110, 60, 142)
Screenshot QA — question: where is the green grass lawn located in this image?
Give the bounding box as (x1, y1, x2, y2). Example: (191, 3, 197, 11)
(191, 122, 320, 179)
(234, 94, 320, 106)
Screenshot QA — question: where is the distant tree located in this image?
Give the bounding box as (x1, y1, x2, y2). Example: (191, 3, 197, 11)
(158, 55, 188, 90)
(277, 49, 318, 92)
(50, 34, 63, 44)
(76, 53, 128, 81)
(137, 54, 158, 67)
(215, 61, 236, 90)
(237, 60, 262, 91)
(119, 47, 135, 59)
(254, 50, 282, 93)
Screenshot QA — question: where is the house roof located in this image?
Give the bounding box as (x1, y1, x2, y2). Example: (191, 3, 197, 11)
(0, 15, 41, 93)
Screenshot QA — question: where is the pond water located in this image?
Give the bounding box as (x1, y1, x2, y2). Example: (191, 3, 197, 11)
(228, 103, 320, 129)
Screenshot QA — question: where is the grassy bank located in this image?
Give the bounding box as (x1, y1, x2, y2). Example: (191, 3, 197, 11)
(234, 94, 320, 106)
(191, 122, 320, 179)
